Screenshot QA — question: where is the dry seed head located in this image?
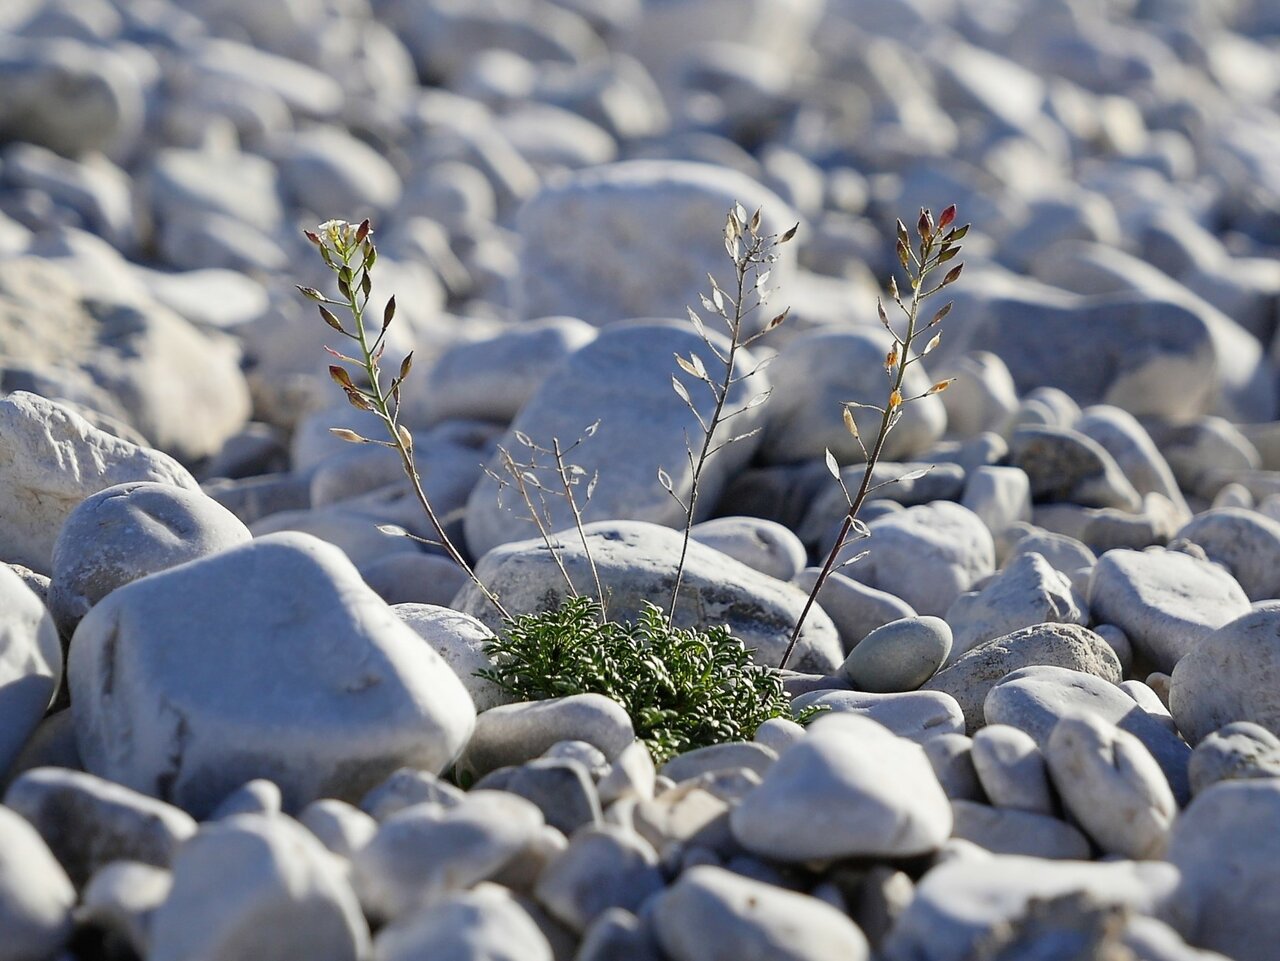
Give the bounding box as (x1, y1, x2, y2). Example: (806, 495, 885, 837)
(918, 209, 933, 243)
(927, 379, 954, 395)
(330, 428, 367, 444)
(885, 345, 898, 371)
(889, 389, 903, 409)
(939, 204, 957, 229)
(779, 222, 799, 244)
(942, 263, 964, 286)
(923, 332, 942, 355)
(842, 406, 860, 439)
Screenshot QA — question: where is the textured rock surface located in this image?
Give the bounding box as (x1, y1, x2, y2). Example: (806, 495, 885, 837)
(0, 392, 198, 574)
(69, 533, 476, 816)
(453, 521, 842, 674)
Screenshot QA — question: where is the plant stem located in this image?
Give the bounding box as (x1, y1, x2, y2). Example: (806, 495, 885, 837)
(552, 438, 609, 620)
(778, 253, 933, 670)
(338, 244, 511, 621)
(669, 249, 750, 621)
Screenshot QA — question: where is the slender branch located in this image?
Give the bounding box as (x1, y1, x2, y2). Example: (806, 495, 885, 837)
(779, 207, 964, 669)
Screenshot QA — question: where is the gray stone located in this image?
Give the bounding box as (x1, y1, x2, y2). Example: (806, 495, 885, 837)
(949, 800, 1090, 860)
(577, 908, 665, 961)
(1003, 525, 1097, 577)
(961, 465, 1032, 539)
(413, 317, 597, 425)
(730, 713, 951, 861)
(69, 533, 476, 817)
(689, 516, 807, 583)
(1033, 492, 1188, 554)
(513, 160, 797, 327)
(1148, 416, 1261, 501)
(840, 616, 952, 692)
(880, 853, 1180, 961)
(1188, 722, 1280, 795)
(453, 521, 842, 674)
(534, 825, 663, 933)
(0, 565, 60, 779)
(761, 327, 946, 465)
(653, 864, 869, 961)
(0, 37, 144, 157)
(372, 884, 553, 961)
(944, 552, 1087, 663)
(1008, 425, 1142, 511)
(597, 740, 657, 806)
(844, 501, 995, 617)
(1165, 781, 1280, 961)
(791, 567, 917, 653)
(922, 734, 985, 802)
(475, 759, 601, 835)
(457, 694, 635, 783)
(359, 768, 465, 822)
(272, 126, 402, 220)
(984, 666, 1192, 804)
(78, 861, 170, 960)
(298, 799, 377, 861)
(0, 803, 74, 961)
(1088, 547, 1251, 672)
(1046, 714, 1176, 859)
(1174, 508, 1280, 601)
(393, 604, 509, 712)
(924, 623, 1121, 734)
(352, 791, 544, 922)
(48, 482, 251, 637)
(970, 725, 1055, 815)
(361, 554, 470, 607)
(792, 689, 964, 742)
(464, 319, 768, 557)
(1169, 607, 1280, 744)
(659, 742, 776, 784)
(934, 271, 1272, 422)
(3, 767, 196, 889)
(935, 351, 1020, 438)
(210, 779, 282, 820)
(0, 392, 197, 574)
(752, 717, 806, 755)
(150, 813, 368, 961)
(1076, 405, 1190, 517)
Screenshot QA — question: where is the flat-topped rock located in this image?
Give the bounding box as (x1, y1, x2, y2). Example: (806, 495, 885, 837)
(1087, 547, 1251, 672)
(452, 520, 842, 674)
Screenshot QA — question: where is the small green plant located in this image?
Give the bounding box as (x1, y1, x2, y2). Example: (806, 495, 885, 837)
(779, 204, 966, 669)
(478, 595, 817, 764)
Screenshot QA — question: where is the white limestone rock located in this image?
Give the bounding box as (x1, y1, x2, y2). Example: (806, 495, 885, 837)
(652, 864, 868, 961)
(48, 481, 251, 638)
(0, 565, 61, 779)
(69, 532, 476, 817)
(452, 520, 842, 675)
(512, 160, 798, 326)
(730, 713, 952, 861)
(149, 813, 369, 961)
(1088, 547, 1251, 673)
(3, 767, 196, 889)
(1169, 607, 1280, 744)
(464, 322, 768, 560)
(0, 804, 74, 961)
(1045, 714, 1177, 859)
(0, 392, 197, 574)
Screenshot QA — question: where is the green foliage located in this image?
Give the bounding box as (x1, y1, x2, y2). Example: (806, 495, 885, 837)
(478, 596, 817, 764)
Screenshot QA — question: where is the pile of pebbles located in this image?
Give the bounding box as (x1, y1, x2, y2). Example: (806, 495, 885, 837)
(2, 0, 1280, 958)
